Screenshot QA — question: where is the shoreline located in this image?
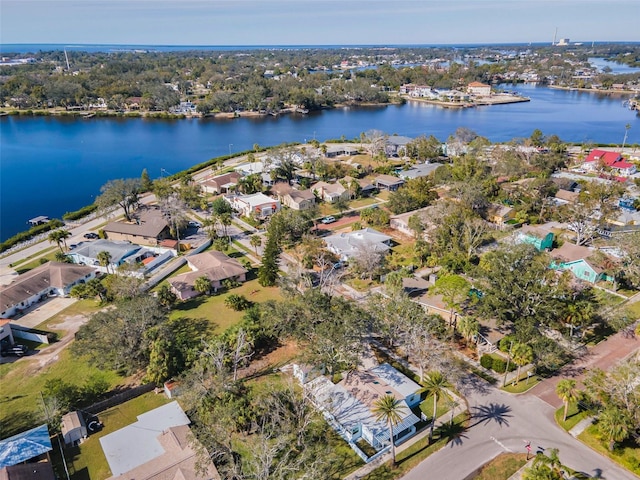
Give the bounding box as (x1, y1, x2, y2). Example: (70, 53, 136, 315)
(548, 85, 636, 95)
(404, 93, 530, 109)
(0, 101, 399, 120)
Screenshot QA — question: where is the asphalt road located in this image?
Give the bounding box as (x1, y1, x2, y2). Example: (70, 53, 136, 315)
(400, 378, 639, 480)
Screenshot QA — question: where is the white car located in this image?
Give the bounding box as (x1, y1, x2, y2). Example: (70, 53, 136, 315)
(321, 216, 336, 224)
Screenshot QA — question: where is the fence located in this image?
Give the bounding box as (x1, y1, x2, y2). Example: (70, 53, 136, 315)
(84, 383, 156, 415)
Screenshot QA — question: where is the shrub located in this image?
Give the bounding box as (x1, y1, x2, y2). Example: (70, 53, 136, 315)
(492, 357, 507, 373)
(225, 294, 253, 311)
(480, 354, 493, 370)
(63, 204, 98, 221)
(0, 219, 64, 253)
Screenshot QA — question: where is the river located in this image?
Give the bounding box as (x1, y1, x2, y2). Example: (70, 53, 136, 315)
(1, 83, 638, 241)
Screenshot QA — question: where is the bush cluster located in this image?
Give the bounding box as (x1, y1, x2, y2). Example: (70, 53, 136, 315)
(63, 204, 98, 221)
(0, 219, 64, 253)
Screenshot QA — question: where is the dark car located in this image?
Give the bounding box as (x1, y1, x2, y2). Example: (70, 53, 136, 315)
(84, 232, 99, 239)
(1, 344, 28, 357)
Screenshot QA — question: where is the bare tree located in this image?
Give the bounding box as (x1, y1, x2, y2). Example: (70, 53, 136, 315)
(160, 193, 189, 251)
(231, 328, 254, 381)
(349, 242, 384, 280)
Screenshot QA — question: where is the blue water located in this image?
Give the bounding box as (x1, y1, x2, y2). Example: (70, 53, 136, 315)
(589, 57, 640, 74)
(1, 84, 638, 241)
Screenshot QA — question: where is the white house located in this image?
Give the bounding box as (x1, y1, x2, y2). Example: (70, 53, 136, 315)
(323, 228, 392, 261)
(467, 81, 491, 96)
(302, 363, 422, 461)
(0, 262, 96, 318)
(227, 192, 281, 218)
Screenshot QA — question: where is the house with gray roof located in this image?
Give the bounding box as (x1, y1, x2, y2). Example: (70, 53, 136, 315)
(399, 162, 443, 180)
(302, 363, 421, 462)
(0, 262, 95, 318)
(323, 228, 392, 261)
(100, 401, 219, 480)
(103, 206, 171, 246)
(374, 174, 405, 191)
(385, 136, 413, 157)
(168, 250, 248, 300)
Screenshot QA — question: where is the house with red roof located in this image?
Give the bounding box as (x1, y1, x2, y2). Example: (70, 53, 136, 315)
(582, 149, 637, 177)
(467, 82, 491, 96)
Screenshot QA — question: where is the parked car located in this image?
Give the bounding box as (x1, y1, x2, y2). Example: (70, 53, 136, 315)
(83, 232, 99, 239)
(1, 344, 28, 357)
(188, 221, 201, 228)
(321, 216, 336, 224)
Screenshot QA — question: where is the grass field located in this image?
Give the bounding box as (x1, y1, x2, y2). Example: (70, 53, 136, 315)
(501, 375, 541, 393)
(169, 275, 281, 333)
(62, 392, 171, 480)
(470, 453, 529, 480)
(0, 349, 123, 439)
(578, 424, 640, 475)
(34, 299, 103, 337)
(554, 403, 590, 432)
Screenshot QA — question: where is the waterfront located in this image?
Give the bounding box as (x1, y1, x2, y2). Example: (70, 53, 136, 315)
(1, 83, 638, 241)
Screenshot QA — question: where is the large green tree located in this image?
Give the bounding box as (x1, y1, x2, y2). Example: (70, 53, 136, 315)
(96, 178, 141, 221)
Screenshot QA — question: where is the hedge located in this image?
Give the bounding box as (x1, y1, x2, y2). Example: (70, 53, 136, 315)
(0, 219, 64, 253)
(480, 354, 493, 370)
(63, 204, 98, 221)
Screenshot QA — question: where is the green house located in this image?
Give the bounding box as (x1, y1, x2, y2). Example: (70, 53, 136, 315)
(550, 244, 615, 284)
(516, 225, 554, 251)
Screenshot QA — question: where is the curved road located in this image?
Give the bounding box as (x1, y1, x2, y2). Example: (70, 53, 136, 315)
(401, 377, 639, 480)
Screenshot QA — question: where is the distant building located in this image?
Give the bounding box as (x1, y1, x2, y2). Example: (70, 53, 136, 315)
(324, 228, 392, 261)
(467, 82, 491, 96)
(200, 172, 241, 194)
(515, 225, 555, 251)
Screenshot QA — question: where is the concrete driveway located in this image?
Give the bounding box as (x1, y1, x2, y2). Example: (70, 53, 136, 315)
(10, 297, 77, 329)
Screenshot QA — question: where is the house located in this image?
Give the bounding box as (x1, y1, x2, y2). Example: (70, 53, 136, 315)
(0, 319, 16, 349)
(486, 203, 516, 226)
(399, 162, 443, 180)
(323, 228, 392, 261)
(69, 240, 174, 276)
(385, 136, 413, 157)
(374, 174, 405, 191)
(311, 181, 349, 203)
(103, 206, 171, 246)
(271, 182, 316, 210)
(234, 161, 264, 176)
(515, 225, 554, 251)
(0, 425, 52, 468)
(354, 178, 377, 197)
(582, 149, 637, 177)
(550, 243, 616, 284)
(389, 206, 437, 238)
(325, 145, 359, 158)
(554, 189, 579, 205)
(227, 192, 281, 218)
(100, 401, 219, 480)
(0, 262, 96, 318)
(61, 411, 87, 446)
(0, 461, 56, 480)
(467, 81, 492, 96)
(200, 172, 241, 194)
(302, 363, 422, 461)
(168, 250, 248, 300)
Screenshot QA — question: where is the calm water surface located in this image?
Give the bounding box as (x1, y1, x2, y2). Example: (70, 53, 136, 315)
(1, 84, 638, 240)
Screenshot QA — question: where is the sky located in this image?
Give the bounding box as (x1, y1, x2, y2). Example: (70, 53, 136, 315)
(1, 0, 639, 46)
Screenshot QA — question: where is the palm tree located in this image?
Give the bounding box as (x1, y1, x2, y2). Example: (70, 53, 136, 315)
(523, 448, 564, 480)
(249, 234, 262, 256)
(194, 276, 212, 296)
(598, 407, 631, 451)
(422, 371, 451, 439)
(556, 379, 579, 422)
(54, 251, 70, 263)
(511, 343, 533, 385)
(48, 229, 71, 253)
(372, 394, 406, 466)
(457, 316, 479, 344)
(97, 250, 112, 274)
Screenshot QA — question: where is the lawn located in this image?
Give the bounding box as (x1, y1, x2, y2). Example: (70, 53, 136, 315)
(625, 301, 640, 319)
(554, 403, 590, 432)
(419, 394, 453, 422)
(350, 197, 378, 209)
(361, 413, 470, 480)
(9, 246, 57, 268)
(0, 349, 123, 439)
(61, 392, 171, 480)
(169, 275, 282, 333)
(470, 453, 529, 480)
(14, 250, 61, 274)
(578, 424, 640, 475)
(388, 243, 419, 268)
(34, 299, 103, 337)
(501, 375, 541, 393)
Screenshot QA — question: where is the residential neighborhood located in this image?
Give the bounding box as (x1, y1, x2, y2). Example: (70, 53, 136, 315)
(1, 131, 639, 480)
